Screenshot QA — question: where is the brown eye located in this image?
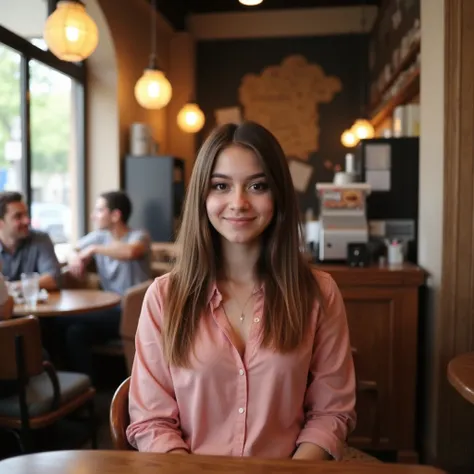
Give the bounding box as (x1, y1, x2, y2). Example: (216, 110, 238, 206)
(212, 183, 228, 191)
(250, 182, 269, 192)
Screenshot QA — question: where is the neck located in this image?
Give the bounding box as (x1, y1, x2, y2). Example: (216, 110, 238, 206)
(109, 222, 129, 240)
(0, 233, 18, 253)
(220, 239, 261, 286)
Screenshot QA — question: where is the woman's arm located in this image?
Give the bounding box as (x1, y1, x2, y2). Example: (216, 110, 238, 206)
(126, 278, 190, 454)
(294, 272, 357, 461)
(293, 442, 331, 461)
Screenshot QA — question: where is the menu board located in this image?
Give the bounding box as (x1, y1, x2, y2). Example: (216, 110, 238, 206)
(320, 189, 365, 211)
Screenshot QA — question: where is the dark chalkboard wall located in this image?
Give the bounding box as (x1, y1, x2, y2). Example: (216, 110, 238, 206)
(196, 35, 369, 215)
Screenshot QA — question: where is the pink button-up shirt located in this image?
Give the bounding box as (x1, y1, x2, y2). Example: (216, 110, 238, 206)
(126, 270, 356, 460)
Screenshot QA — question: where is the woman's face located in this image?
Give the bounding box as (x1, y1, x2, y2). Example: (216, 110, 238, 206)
(206, 145, 274, 246)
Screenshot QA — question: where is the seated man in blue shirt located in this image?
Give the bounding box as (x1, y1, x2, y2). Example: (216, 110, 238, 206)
(0, 192, 60, 290)
(64, 190, 151, 378)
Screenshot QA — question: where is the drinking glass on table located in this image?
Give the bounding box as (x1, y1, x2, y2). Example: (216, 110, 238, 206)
(21, 272, 40, 309)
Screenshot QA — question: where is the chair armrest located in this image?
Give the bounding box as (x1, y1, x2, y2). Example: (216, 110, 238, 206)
(43, 360, 61, 410)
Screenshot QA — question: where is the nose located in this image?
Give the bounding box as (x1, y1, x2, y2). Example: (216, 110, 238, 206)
(230, 187, 249, 210)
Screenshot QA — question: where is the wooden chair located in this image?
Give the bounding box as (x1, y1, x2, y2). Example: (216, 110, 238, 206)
(91, 280, 151, 364)
(110, 376, 134, 450)
(120, 280, 152, 373)
(0, 315, 97, 453)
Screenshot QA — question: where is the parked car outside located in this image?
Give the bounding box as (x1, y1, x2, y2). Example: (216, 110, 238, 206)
(30, 201, 72, 244)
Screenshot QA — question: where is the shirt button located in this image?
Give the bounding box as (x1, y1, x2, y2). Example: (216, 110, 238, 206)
(254, 317, 260, 323)
(238, 407, 245, 414)
(239, 369, 245, 376)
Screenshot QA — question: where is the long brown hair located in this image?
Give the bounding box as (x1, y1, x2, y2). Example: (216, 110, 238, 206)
(163, 121, 318, 366)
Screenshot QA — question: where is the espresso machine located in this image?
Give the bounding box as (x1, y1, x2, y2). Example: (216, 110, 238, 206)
(315, 182, 371, 262)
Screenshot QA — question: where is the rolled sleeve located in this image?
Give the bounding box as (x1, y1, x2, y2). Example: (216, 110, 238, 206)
(297, 273, 357, 461)
(126, 277, 189, 453)
(129, 229, 150, 245)
(36, 234, 61, 284)
(76, 231, 103, 251)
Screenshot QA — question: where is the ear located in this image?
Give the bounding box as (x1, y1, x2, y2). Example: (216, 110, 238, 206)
(110, 209, 122, 223)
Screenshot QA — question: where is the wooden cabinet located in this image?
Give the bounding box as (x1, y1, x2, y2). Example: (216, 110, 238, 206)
(317, 264, 425, 463)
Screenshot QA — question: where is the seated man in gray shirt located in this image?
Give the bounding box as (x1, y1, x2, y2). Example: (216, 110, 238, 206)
(0, 192, 60, 290)
(63, 190, 151, 379)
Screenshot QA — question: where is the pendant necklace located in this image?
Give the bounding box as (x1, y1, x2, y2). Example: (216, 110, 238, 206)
(223, 285, 257, 324)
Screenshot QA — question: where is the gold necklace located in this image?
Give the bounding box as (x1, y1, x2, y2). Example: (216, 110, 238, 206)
(223, 284, 256, 324)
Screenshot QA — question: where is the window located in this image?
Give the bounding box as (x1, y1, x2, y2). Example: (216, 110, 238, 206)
(30, 60, 79, 243)
(0, 44, 23, 192)
(0, 7, 86, 246)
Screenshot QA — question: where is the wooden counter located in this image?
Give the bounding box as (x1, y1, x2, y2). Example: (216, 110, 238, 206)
(317, 263, 425, 463)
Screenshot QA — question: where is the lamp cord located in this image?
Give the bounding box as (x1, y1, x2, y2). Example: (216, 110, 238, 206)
(359, 1, 368, 118)
(149, 0, 158, 69)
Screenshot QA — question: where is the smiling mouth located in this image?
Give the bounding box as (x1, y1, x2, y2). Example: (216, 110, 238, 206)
(224, 217, 256, 223)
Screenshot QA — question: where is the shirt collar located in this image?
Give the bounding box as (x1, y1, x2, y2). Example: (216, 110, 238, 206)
(0, 234, 31, 254)
(207, 280, 265, 310)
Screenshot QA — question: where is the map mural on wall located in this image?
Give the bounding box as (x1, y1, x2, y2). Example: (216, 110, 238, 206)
(238, 55, 342, 161)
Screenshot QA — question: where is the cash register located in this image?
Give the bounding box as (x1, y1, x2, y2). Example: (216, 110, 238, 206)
(315, 182, 371, 263)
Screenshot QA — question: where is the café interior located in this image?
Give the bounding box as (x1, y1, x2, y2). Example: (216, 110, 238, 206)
(0, 0, 473, 473)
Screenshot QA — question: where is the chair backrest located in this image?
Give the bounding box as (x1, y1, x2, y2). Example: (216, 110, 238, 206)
(0, 315, 44, 380)
(110, 376, 135, 450)
(120, 280, 152, 373)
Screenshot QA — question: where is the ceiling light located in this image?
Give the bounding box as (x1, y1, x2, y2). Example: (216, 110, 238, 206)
(239, 0, 264, 6)
(340, 129, 359, 148)
(351, 119, 375, 140)
(43, 0, 98, 62)
(177, 103, 205, 133)
(134, 0, 172, 109)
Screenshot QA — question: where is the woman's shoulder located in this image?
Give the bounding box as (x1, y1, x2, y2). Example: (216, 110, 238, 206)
(139, 273, 173, 325)
(149, 272, 172, 294)
(310, 267, 341, 302)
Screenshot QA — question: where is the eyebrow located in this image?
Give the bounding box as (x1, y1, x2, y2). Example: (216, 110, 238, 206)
(211, 172, 266, 180)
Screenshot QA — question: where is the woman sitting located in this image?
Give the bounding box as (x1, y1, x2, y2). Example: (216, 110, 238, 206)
(126, 121, 356, 461)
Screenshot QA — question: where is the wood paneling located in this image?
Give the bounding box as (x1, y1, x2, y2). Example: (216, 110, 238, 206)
(321, 265, 424, 462)
(434, 0, 474, 472)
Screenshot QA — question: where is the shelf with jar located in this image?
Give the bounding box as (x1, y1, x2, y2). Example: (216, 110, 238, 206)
(370, 66, 419, 129)
(369, 19, 421, 129)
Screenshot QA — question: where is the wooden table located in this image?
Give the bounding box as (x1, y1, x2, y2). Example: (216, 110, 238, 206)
(447, 352, 474, 404)
(13, 289, 121, 317)
(0, 450, 447, 474)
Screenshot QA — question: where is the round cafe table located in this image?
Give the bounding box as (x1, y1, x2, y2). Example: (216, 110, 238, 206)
(13, 289, 121, 317)
(0, 450, 447, 474)
(447, 352, 474, 405)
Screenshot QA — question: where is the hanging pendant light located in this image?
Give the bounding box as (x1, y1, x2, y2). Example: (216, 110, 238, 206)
(44, 0, 99, 62)
(239, 0, 263, 5)
(135, 69, 172, 110)
(352, 119, 375, 140)
(344, 1, 375, 143)
(134, 0, 172, 110)
(341, 129, 359, 148)
(177, 102, 205, 133)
